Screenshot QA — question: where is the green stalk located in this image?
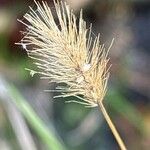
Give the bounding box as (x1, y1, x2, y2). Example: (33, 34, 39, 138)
(8, 84, 66, 150)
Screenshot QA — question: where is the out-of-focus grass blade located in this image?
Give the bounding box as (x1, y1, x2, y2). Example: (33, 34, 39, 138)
(107, 89, 146, 135)
(8, 84, 66, 150)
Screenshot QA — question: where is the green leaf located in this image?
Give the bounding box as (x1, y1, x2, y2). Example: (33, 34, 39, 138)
(8, 84, 66, 150)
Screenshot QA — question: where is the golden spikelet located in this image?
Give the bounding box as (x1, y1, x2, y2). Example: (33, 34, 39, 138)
(18, 0, 112, 107)
(17, 1, 127, 149)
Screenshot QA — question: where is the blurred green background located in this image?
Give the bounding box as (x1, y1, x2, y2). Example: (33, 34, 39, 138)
(0, 0, 150, 150)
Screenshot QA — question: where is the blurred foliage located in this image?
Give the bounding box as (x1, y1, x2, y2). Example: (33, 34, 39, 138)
(107, 88, 145, 134)
(8, 84, 67, 150)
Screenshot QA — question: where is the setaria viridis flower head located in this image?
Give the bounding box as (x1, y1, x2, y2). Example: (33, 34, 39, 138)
(17, 0, 114, 107)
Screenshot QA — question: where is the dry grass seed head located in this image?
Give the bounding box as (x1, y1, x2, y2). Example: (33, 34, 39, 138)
(18, 0, 112, 107)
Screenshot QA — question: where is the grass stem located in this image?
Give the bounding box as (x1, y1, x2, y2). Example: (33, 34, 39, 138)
(98, 102, 127, 150)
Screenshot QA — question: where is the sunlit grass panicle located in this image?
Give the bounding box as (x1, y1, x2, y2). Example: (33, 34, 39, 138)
(18, 0, 112, 107)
